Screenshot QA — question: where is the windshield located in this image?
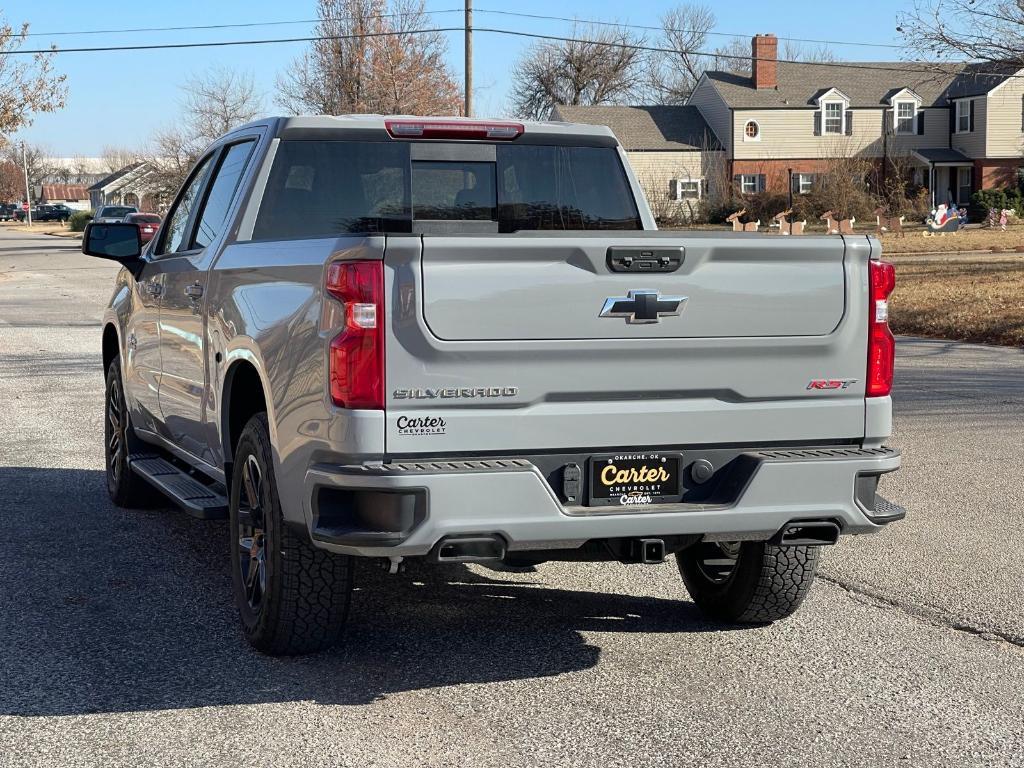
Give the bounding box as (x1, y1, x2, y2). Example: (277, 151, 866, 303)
(253, 140, 640, 239)
(101, 207, 135, 218)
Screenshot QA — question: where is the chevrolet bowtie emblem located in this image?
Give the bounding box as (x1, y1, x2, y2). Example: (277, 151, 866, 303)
(599, 290, 687, 324)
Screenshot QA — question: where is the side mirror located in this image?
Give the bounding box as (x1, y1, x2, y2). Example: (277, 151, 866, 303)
(82, 222, 142, 263)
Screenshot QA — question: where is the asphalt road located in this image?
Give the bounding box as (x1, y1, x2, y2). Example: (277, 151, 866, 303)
(1, 227, 1022, 767)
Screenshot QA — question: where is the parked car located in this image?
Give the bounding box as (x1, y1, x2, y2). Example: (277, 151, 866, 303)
(124, 212, 161, 243)
(33, 204, 75, 222)
(83, 115, 903, 655)
(0, 203, 20, 221)
(93, 205, 138, 224)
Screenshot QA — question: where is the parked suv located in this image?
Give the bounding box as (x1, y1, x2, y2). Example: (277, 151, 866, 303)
(83, 116, 903, 655)
(93, 204, 138, 223)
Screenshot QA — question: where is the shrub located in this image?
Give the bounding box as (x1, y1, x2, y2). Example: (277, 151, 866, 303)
(68, 209, 93, 232)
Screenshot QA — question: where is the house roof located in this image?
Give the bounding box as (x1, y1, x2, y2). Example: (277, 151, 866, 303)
(913, 148, 973, 164)
(87, 162, 146, 192)
(703, 61, 1021, 109)
(40, 184, 88, 201)
(549, 105, 723, 151)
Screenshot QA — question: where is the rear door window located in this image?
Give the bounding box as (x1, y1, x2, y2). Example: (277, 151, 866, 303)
(192, 140, 255, 249)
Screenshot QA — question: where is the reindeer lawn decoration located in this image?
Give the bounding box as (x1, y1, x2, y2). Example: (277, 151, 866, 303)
(773, 209, 806, 235)
(820, 210, 856, 235)
(726, 208, 761, 232)
(874, 207, 905, 238)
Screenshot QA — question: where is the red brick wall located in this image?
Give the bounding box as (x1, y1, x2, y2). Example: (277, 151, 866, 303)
(730, 159, 885, 194)
(974, 160, 1021, 190)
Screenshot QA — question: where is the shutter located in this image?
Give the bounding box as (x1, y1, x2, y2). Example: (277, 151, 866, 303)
(969, 99, 976, 132)
(669, 179, 680, 201)
(813, 111, 821, 136)
(845, 110, 854, 135)
(733, 174, 742, 193)
(883, 109, 893, 135)
(757, 174, 766, 193)
(917, 109, 925, 135)
(791, 173, 800, 194)
(949, 102, 957, 134)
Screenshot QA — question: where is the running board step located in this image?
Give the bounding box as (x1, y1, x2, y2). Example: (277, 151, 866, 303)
(129, 454, 228, 519)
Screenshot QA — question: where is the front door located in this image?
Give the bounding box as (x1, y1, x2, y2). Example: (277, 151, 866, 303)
(158, 139, 257, 465)
(122, 261, 165, 435)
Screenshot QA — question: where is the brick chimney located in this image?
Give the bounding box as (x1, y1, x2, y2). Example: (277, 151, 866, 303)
(752, 33, 778, 90)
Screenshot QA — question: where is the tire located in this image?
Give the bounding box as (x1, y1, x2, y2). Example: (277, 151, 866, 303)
(229, 413, 353, 655)
(677, 540, 820, 623)
(104, 358, 158, 508)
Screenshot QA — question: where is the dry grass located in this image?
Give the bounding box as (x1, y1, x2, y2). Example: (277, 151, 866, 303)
(890, 256, 1024, 346)
(881, 225, 1024, 255)
(0, 221, 72, 236)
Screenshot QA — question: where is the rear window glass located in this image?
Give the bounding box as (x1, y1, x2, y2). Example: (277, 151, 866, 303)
(252, 140, 640, 239)
(100, 206, 135, 218)
(253, 141, 410, 239)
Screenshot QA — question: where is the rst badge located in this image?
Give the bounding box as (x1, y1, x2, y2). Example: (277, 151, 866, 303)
(807, 379, 858, 390)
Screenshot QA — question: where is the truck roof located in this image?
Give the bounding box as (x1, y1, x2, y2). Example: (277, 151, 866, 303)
(228, 114, 620, 147)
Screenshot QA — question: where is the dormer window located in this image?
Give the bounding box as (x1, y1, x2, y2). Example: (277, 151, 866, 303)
(815, 88, 850, 136)
(895, 101, 917, 134)
(823, 101, 844, 134)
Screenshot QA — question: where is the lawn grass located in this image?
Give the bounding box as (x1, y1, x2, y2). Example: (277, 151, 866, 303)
(881, 225, 1024, 255)
(890, 256, 1024, 346)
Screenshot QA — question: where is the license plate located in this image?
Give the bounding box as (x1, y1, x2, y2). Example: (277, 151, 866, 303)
(588, 453, 681, 507)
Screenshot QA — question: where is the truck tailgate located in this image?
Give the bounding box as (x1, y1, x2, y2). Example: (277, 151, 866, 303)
(384, 232, 871, 455)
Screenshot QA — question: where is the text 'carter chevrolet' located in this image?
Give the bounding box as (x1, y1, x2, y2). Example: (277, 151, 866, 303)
(84, 115, 903, 654)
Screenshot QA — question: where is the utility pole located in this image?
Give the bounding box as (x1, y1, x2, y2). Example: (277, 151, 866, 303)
(464, 0, 473, 117)
(21, 141, 32, 228)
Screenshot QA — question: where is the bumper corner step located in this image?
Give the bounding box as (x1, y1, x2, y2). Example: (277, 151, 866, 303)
(129, 454, 228, 519)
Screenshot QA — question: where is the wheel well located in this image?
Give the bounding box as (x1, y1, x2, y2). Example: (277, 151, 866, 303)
(223, 360, 268, 470)
(102, 324, 119, 374)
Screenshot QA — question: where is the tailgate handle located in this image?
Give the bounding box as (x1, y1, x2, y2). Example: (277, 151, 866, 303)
(606, 247, 683, 273)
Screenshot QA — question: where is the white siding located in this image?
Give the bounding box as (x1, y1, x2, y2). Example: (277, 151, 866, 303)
(951, 97, 986, 158)
(625, 150, 727, 219)
(733, 108, 950, 159)
(688, 78, 732, 155)
(985, 76, 1024, 157)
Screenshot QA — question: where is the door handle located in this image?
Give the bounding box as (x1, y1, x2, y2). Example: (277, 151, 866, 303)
(145, 280, 162, 297)
(184, 282, 203, 298)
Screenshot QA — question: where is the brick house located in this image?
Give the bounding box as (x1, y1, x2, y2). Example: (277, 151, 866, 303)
(557, 34, 1024, 214)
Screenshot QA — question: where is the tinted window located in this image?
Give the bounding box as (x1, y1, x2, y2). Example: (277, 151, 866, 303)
(496, 146, 640, 232)
(253, 141, 410, 240)
(128, 213, 161, 223)
(193, 141, 254, 248)
(411, 161, 496, 220)
(157, 155, 213, 255)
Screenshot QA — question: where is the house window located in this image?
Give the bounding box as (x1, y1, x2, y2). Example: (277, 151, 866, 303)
(796, 173, 815, 194)
(743, 120, 760, 141)
(895, 101, 916, 134)
(674, 179, 701, 200)
(823, 101, 844, 134)
(740, 174, 760, 194)
(956, 99, 971, 133)
(957, 167, 972, 204)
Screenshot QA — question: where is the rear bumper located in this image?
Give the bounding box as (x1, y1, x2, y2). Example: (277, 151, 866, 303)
(301, 447, 902, 557)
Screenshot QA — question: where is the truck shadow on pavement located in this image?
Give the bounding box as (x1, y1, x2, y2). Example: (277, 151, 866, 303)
(0, 467, 732, 718)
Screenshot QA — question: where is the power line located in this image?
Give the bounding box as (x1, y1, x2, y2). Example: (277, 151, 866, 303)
(473, 8, 907, 51)
(6, 23, 1019, 81)
(21, 9, 463, 37)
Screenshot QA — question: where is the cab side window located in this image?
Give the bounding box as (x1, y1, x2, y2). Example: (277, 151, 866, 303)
(192, 141, 255, 249)
(156, 154, 214, 256)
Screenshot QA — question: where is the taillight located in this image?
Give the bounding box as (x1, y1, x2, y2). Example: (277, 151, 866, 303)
(384, 119, 524, 141)
(326, 261, 384, 409)
(867, 260, 896, 397)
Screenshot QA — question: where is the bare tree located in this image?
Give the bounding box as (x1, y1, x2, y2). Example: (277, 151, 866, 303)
(647, 3, 717, 104)
(0, 17, 66, 137)
(782, 40, 836, 63)
(711, 37, 751, 75)
(276, 0, 461, 116)
(898, 0, 1024, 64)
(101, 145, 142, 173)
(144, 68, 265, 207)
(510, 23, 646, 120)
(2, 142, 56, 197)
(0, 160, 22, 202)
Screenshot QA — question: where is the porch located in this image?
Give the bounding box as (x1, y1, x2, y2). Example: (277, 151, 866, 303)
(911, 149, 974, 209)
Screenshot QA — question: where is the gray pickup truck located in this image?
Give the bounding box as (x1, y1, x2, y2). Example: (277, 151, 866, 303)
(84, 115, 903, 655)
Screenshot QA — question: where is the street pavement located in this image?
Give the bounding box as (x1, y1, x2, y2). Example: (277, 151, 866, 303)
(0, 227, 1022, 767)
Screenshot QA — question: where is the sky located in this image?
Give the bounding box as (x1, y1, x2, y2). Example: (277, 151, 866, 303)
(6, 0, 913, 156)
